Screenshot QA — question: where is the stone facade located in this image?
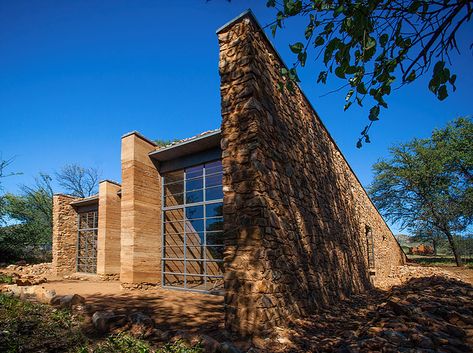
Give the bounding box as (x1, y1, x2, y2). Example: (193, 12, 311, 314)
(97, 180, 122, 276)
(52, 194, 79, 276)
(120, 132, 161, 284)
(217, 12, 406, 335)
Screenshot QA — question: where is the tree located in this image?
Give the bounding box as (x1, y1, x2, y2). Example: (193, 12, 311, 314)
(369, 117, 473, 266)
(0, 174, 53, 262)
(266, 0, 472, 147)
(56, 164, 100, 198)
(411, 227, 446, 255)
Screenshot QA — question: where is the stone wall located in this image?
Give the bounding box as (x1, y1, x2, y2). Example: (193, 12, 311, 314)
(97, 180, 122, 276)
(52, 194, 79, 276)
(120, 132, 162, 284)
(218, 12, 406, 335)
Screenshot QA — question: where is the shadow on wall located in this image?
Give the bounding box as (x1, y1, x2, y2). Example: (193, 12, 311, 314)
(220, 16, 379, 335)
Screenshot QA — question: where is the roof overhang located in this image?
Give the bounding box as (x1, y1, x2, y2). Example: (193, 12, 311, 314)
(70, 195, 99, 208)
(149, 130, 221, 163)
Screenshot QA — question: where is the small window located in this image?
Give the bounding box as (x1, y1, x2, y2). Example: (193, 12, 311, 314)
(366, 225, 375, 270)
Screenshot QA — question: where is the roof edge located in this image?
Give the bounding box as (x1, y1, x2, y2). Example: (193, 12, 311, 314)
(99, 179, 121, 187)
(149, 129, 221, 157)
(216, 9, 258, 34)
(122, 131, 157, 147)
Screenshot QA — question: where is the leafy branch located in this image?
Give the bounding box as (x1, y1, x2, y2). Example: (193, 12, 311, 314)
(266, 0, 473, 147)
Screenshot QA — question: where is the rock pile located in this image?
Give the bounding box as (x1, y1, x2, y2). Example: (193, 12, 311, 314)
(262, 276, 473, 352)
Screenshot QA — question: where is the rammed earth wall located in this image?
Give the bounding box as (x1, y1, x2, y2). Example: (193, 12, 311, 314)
(218, 12, 406, 335)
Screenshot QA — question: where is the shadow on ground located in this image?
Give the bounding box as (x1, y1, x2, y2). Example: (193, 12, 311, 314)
(259, 276, 473, 353)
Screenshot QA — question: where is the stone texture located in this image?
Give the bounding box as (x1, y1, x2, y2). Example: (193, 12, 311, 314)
(120, 132, 161, 284)
(52, 194, 79, 276)
(217, 13, 406, 335)
(97, 180, 122, 275)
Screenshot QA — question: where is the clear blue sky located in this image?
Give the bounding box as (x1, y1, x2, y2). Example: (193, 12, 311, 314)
(1, 1, 472, 233)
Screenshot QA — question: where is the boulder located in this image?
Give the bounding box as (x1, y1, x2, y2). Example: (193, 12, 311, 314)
(50, 294, 85, 308)
(34, 286, 56, 304)
(92, 310, 128, 334)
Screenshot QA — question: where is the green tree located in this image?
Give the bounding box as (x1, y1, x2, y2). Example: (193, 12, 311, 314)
(369, 117, 473, 266)
(0, 174, 53, 262)
(266, 0, 472, 147)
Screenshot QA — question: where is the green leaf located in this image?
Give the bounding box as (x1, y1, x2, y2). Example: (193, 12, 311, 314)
(335, 66, 346, 79)
(334, 5, 344, 17)
(314, 36, 325, 47)
(280, 67, 288, 75)
(298, 51, 307, 67)
(356, 139, 363, 148)
(380, 34, 389, 47)
(317, 71, 328, 84)
(406, 70, 416, 82)
(437, 85, 448, 101)
(270, 24, 278, 37)
(266, 0, 276, 7)
(369, 105, 380, 121)
(357, 82, 367, 94)
(289, 42, 304, 54)
(433, 61, 445, 75)
(344, 101, 352, 111)
(345, 89, 354, 101)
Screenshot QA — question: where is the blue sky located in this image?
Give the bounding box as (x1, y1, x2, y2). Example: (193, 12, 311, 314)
(1, 1, 472, 233)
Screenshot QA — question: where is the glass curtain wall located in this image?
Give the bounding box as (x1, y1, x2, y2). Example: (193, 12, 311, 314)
(162, 160, 224, 293)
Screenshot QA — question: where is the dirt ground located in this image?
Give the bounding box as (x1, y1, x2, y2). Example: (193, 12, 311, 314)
(2, 263, 473, 352)
(40, 278, 224, 335)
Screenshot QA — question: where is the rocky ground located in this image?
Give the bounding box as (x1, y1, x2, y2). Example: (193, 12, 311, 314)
(1, 263, 472, 352)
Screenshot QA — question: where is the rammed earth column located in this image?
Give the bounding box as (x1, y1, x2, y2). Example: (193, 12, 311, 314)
(97, 180, 122, 276)
(120, 132, 161, 284)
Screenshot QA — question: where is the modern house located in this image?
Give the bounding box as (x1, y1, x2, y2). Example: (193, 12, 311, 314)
(52, 10, 406, 335)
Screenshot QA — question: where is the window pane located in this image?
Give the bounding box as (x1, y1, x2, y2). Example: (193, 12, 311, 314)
(186, 219, 204, 233)
(164, 209, 183, 222)
(186, 177, 203, 192)
(164, 246, 185, 259)
(186, 232, 204, 246)
(186, 246, 205, 260)
(165, 193, 183, 207)
(206, 261, 224, 276)
(164, 170, 184, 185)
(206, 246, 224, 260)
(165, 182, 183, 197)
(163, 273, 185, 287)
(164, 221, 184, 234)
(186, 205, 203, 220)
(206, 217, 223, 232)
(206, 203, 223, 218)
(186, 260, 205, 275)
(205, 173, 222, 188)
(186, 190, 203, 204)
(206, 186, 223, 201)
(206, 231, 224, 246)
(186, 165, 203, 179)
(186, 275, 206, 290)
(205, 161, 222, 174)
(163, 260, 185, 273)
(164, 233, 185, 247)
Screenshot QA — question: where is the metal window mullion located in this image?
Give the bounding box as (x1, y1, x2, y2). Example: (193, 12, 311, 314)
(161, 175, 165, 287)
(203, 164, 207, 290)
(183, 171, 187, 289)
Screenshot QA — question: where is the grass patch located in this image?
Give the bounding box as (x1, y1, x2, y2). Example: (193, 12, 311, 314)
(0, 293, 85, 352)
(0, 274, 14, 284)
(408, 255, 473, 268)
(0, 294, 204, 353)
(76, 334, 203, 353)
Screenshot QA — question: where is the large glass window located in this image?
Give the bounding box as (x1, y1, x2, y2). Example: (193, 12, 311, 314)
(162, 160, 224, 293)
